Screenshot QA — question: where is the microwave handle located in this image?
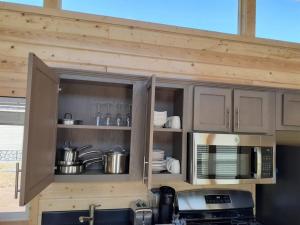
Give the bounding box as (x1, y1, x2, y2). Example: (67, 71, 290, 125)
(255, 147, 262, 179)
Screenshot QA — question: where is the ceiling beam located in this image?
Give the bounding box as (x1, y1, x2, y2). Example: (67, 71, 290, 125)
(43, 0, 61, 9)
(238, 0, 256, 37)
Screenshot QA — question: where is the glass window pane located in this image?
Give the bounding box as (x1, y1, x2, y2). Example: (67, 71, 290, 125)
(256, 0, 300, 43)
(62, 0, 238, 34)
(0, 0, 43, 6)
(0, 98, 26, 219)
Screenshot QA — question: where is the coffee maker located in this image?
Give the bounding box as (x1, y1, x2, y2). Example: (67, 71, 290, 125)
(157, 186, 176, 224)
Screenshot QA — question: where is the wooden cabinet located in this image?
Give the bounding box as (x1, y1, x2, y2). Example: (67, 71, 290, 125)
(20, 53, 58, 206)
(193, 86, 232, 132)
(144, 78, 188, 188)
(193, 86, 275, 134)
(276, 92, 300, 130)
(20, 54, 147, 205)
(234, 89, 273, 133)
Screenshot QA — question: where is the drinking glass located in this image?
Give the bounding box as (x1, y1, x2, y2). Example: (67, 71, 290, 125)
(125, 104, 132, 127)
(96, 103, 105, 126)
(104, 103, 112, 126)
(115, 103, 123, 126)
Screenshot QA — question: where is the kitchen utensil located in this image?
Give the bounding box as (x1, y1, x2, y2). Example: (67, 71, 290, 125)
(164, 116, 181, 129)
(58, 113, 83, 125)
(166, 157, 180, 174)
(56, 157, 103, 175)
(154, 111, 167, 127)
(62, 144, 93, 163)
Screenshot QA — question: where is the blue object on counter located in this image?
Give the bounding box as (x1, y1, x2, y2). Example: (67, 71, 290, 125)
(42, 208, 131, 225)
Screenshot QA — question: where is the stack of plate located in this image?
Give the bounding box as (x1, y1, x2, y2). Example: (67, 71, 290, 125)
(152, 150, 166, 173)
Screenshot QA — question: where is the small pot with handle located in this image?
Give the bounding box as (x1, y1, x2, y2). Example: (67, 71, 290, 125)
(62, 143, 93, 163)
(102, 146, 129, 174)
(56, 157, 103, 175)
(58, 113, 83, 125)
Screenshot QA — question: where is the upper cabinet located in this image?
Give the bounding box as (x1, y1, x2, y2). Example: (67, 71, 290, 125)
(234, 90, 274, 133)
(276, 92, 300, 130)
(20, 53, 59, 206)
(20, 54, 147, 205)
(193, 86, 275, 134)
(194, 86, 232, 132)
(144, 79, 188, 189)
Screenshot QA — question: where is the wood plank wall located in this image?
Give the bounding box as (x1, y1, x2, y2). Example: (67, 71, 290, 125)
(0, 3, 299, 225)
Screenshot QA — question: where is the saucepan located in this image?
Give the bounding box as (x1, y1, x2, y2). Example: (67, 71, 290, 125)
(101, 146, 129, 174)
(61, 143, 95, 163)
(56, 157, 103, 174)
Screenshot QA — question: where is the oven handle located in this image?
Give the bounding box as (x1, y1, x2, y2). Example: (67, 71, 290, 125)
(255, 147, 262, 179)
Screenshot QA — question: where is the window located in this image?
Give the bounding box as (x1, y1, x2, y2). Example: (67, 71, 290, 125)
(0, 97, 27, 221)
(62, 0, 239, 34)
(256, 0, 300, 43)
(0, 0, 43, 7)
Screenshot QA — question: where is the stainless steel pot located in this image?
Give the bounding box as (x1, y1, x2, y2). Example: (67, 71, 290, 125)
(103, 151, 128, 174)
(56, 157, 103, 175)
(62, 144, 93, 163)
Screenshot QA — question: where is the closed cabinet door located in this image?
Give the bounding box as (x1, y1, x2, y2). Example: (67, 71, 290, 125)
(234, 90, 272, 133)
(276, 92, 300, 130)
(20, 53, 59, 206)
(144, 75, 156, 189)
(193, 86, 232, 132)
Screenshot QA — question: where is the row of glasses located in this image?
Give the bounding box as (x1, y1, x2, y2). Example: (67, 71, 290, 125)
(96, 103, 132, 127)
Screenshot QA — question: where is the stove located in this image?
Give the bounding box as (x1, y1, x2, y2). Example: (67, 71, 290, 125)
(176, 190, 263, 225)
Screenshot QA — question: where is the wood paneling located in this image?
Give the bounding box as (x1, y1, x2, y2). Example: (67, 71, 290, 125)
(0, 3, 297, 224)
(1, 6, 300, 96)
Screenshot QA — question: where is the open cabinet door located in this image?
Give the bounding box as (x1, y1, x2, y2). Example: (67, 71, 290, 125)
(19, 53, 59, 206)
(144, 75, 156, 189)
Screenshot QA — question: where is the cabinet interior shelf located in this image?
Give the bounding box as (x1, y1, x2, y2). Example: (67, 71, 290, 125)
(154, 127, 183, 132)
(57, 124, 132, 131)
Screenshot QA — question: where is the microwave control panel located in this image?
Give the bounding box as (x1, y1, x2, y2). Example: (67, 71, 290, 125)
(261, 147, 273, 178)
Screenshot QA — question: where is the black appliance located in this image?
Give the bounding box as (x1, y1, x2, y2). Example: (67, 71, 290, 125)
(158, 186, 175, 224)
(176, 189, 263, 225)
(256, 145, 300, 225)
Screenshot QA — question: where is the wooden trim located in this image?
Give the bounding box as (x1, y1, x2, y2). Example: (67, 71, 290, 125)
(43, 0, 61, 9)
(238, 0, 256, 37)
(0, 1, 299, 50)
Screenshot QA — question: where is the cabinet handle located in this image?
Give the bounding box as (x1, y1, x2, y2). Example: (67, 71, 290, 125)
(236, 108, 240, 129)
(142, 156, 149, 183)
(14, 162, 21, 199)
(226, 108, 230, 129)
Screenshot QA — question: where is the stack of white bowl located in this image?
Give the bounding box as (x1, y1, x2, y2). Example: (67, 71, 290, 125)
(152, 149, 166, 173)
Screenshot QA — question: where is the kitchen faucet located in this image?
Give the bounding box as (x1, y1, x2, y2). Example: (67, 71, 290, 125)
(79, 204, 101, 225)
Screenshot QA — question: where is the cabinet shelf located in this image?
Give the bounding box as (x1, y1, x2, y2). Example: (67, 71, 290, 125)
(54, 173, 131, 182)
(154, 127, 182, 132)
(152, 173, 183, 181)
(57, 124, 131, 131)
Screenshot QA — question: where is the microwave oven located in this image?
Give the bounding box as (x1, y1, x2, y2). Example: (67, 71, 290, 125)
(188, 133, 276, 185)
